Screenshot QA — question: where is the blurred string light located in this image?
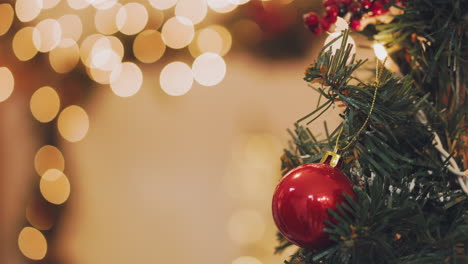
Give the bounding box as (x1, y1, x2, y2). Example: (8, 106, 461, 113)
(192, 52, 226, 86)
(80, 34, 104, 68)
(189, 25, 232, 58)
(40, 169, 71, 205)
(133, 30, 166, 63)
(49, 39, 80, 73)
(57, 105, 89, 142)
(110, 62, 143, 97)
(175, 0, 207, 25)
(5, 0, 239, 258)
(95, 4, 121, 35)
(12, 27, 38, 61)
(67, 0, 89, 10)
(57, 14, 83, 42)
(18, 227, 47, 260)
(90, 36, 123, 71)
(146, 8, 165, 29)
(160, 62, 193, 96)
(116, 3, 148, 35)
(15, 0, 42, 22)
(33, 19, 62, 53)
(148, 0, 177, 10)
(0, 67, 14, 102)
(34, 145, 65, 176)
(161, 16, 194, 49)
(207, 0, 238, 13)
(42, 0, 60, 9)
(90, 0, 118, 10)
(30, 86, 61, 123)
(0, 4, 14, 36)
(373, 43, 388, 61)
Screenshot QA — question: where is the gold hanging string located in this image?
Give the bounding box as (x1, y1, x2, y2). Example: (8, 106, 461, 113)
(334, 58, 387, 153)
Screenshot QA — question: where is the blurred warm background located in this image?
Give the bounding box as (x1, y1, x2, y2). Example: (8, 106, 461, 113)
(0, 0, 373, 263)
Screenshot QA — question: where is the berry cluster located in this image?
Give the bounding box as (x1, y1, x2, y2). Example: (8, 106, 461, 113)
(304, 0, 407, 34)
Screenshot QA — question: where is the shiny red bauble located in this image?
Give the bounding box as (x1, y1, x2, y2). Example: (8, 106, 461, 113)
(272, 162, 355, 249)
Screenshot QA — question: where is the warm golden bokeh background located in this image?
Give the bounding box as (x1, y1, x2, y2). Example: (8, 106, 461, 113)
(0, 0, 375, 263)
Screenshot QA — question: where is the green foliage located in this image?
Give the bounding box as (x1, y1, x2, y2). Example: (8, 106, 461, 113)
(275, 29, 468, 264)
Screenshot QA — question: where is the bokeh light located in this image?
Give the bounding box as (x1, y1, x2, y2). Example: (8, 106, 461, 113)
(18, 227, 47, 260)
(34, 145, 65, 176)
(190, 25, 232, 57)
(0, 4, 14, 36)
(192, 52, 226, 86)
(160, 62, 193, 96)
(15, 0, 43, 22)
(133, 30, 166, 63)
(0, 67, 14, 102)
(94, 3, 121, 35)
(88, 67, 113, 84)
(12, 27, 38, 61)
(43, 0, 60, 9)
(207, 0, 237, 13)
(90, 36, 123, 71)
(232, 256, 263, 264)
(148, 0, 177, 10)
(49, 39, 80, 74)
(57, 105, 89, 142)
(40, 169, 71, 205)
(161, 16, 194, 49)
(67, 0, 90, 10)
(175, 0, 207, 25)
(58, 14, 82, 42)
(30, 86, 60, 123)
(373, 43, 388, 61)
(80, 34, 103, 67)
(33, 19, 62, 52)
(116, 3, 148, 35)
(147, 8, 165, 30)
(90, 0, 117, 10)
(110, 62, 143, 97)
(227, 209, 265, 245)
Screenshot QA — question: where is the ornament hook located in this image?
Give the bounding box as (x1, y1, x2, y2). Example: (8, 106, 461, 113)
(320, 151, 341, 167)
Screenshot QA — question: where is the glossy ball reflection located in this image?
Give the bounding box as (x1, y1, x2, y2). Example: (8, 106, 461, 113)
(272, 163, 355, 249)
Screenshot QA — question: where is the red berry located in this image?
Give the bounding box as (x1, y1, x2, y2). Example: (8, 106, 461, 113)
(371, 0, 388, 16)
(360, 0, 372, 10)
(320, 18, 331, 31)
(323, 0, 336, 6)
(349, 18, 361, 31)
(348, 2, 362, 13)
(303, 12, 319, 27)
(326, 6, 339, 17)
(312, 25, 323, 35)
(341, 0, 352, 5)
(325, 13, 338, 23)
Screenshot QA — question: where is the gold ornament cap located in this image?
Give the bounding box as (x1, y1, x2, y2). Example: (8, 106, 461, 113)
(320, 151, 341, 167)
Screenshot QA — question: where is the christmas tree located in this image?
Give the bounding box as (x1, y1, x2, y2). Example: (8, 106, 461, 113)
(272, 0, 468, 263)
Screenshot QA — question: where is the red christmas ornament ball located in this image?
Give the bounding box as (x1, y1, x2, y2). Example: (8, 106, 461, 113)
(272, 163, 355, 249)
